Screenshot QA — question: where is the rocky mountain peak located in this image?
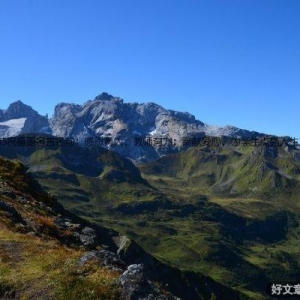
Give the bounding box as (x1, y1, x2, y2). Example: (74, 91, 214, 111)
(53, 102, 81, 116)
(0, 100, 50, 137)
(93, 92, 124, 105)
(94, 92, 114, 101)
(0, 100, 38, 121)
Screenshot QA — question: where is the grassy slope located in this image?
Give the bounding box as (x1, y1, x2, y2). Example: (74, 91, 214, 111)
(0, 156, 121, 299)
(0, 226, 120, 300)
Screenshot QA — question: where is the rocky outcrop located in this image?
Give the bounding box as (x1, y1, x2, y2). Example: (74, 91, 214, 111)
(118, 263, 180, 300)
(112, 235, 241, 300)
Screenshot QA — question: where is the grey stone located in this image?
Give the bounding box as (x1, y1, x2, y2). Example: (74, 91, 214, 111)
(78, 226, 97, 247)
(78, 250, 126, 270)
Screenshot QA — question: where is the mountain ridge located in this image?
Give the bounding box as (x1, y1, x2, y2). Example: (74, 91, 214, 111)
(1, 93, 266, 162)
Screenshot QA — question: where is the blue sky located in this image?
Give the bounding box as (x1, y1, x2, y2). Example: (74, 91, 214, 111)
(0, 0, 299, 137)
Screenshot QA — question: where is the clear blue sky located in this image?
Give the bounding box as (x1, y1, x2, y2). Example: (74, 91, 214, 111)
(0, 0, 299, 137)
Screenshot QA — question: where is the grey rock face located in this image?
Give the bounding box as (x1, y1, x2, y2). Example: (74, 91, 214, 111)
(50, 92, 262, 162)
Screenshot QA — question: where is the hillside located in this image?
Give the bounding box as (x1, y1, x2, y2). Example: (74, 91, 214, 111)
(0, 134, 160, 216)
(0, 155, 243, 299)
(139, 138, 300, 196)
(136, 140, 300, 298)
(0, 156, 122, 299)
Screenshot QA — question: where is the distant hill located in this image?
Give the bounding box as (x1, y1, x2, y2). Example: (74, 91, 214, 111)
(139, 137, 300, 203)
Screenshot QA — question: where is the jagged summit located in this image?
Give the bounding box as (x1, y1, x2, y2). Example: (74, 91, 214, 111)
(9, 99, 24, 106)
(94, 92, 114, 100)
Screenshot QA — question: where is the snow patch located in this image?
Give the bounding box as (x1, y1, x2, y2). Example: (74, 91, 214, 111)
(0, 118, 27, 137)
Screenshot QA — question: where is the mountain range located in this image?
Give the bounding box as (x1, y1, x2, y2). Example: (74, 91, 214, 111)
(0, 92, 266, 162)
